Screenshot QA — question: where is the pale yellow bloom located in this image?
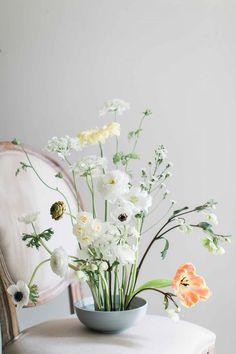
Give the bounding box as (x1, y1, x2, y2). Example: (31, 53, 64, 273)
(78, 122, 120, 146)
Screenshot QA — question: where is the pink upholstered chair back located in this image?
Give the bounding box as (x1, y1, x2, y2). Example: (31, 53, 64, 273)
(0, 142, 83, 348)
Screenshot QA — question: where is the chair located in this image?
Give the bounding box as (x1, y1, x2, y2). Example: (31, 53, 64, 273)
(0, 142, 216, 354)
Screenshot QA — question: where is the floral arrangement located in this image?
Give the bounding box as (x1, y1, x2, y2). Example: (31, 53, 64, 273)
(8, 99, 231, 320)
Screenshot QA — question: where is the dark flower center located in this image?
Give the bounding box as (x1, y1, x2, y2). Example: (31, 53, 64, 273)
(118, 213, 128, 222)
(180, 276, 189, 287)
(14, 291, 24, 302)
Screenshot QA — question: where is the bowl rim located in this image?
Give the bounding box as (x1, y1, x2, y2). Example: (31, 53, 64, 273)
(74, 296, 147, 313)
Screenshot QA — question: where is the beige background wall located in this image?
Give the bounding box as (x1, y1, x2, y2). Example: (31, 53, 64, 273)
(1, 1, 235, 353)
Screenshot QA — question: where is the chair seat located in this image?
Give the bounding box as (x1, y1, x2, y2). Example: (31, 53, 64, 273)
(3, 314, 215, 354)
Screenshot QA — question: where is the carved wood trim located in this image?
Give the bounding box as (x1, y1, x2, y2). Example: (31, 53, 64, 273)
(68, 282, 84, 314)
(0, 247, 19, 348)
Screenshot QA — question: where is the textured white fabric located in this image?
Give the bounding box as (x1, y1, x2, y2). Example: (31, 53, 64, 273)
(3, 314, 215, 354)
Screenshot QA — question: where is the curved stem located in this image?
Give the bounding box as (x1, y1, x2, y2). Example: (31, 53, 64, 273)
(126, 287, 172, 309)
(20, 144, 74, 226)
(28, 258, 50, 286)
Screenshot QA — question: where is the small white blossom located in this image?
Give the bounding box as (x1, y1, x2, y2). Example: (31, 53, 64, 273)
(76, 270, 89, 282)
(46, 136, 81, 160)
(206, 213, 219, 226)
(99, 261, 109, 271)
(18, 212, 40, 224)
(166, 309, 180, 322)
(72, 155, 107, 177)
(97, 170, 130, 202)
(99, 99, 130, 116)
(177, 219, 192, 234)
(7, 281, 30, 309)
(202, 237, 225, 255)
(115, 244, 135, 265)
(50, 247, 69, 277)
(156, 145, 168, 159)
(124, 186, 152, 214)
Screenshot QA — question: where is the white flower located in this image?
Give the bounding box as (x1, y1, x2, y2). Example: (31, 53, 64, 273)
(124, 187, 152, 214)
(50, 247, 69, 277)
(111, 201, 134, 224)
(206, 213, 219, 226)
(115, 244, 135, 265)
(73, 216, 103, 248)
(99, 261, 109, 271)
(7, 280, 30, 309)
(76, 270, 89, 282)
(166, 309, 180, 322)
(202, 237, 225, 255)
(156, 145, 168, 160)
(177, 219, 192, 234)
(46, 136, 81, 159)
(72, 155, 107, 177)
(99, 99, 130, 116)
(97, 170, 130, 202)
(18, 212, 40, 224)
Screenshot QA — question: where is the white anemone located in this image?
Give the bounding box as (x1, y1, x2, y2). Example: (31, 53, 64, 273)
(7, 280, 30, 309)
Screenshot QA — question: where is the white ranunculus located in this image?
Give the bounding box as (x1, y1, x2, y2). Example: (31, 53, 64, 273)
(111, 201, 134, 224)
(97, 170, 130, 202)
(72, 155, 107, 177)
(124, 187, 152, 214)
(18, 212, 40, 224)
(99, 99, 130, 116)
(7, 280, 30, 309)
(115, 244, 135, 265)
(50, 247, 69, 277)
(74, 217, 103, 248)
(46, 136, 81, 159)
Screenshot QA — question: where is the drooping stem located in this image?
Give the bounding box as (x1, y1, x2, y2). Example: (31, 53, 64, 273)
(28, 258, 50, 286)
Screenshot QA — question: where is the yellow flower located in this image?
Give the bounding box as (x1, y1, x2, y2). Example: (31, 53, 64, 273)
(78, 122, 120, 146)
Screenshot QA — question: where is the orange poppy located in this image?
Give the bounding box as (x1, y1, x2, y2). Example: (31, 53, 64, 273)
(172, 263, 211, 308)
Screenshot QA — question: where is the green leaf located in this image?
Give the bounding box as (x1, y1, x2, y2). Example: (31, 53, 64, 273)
(132, 278, 172, 297)
(55, 172, 63, 179)
(160, 238, 169, 260)
(11, 138, 20, 145)
(197, 222, 213, 231)
(22, 228, 54, 249)
(172, 206, 189, 216)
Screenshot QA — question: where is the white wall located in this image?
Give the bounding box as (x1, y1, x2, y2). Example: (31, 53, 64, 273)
(1, 1, 236, 352)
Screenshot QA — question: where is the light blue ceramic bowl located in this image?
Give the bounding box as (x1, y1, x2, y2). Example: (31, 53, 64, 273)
(74, 296, 147, 333)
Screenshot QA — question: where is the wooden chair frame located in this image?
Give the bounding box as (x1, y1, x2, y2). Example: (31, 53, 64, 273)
(0, 142, 84, 349)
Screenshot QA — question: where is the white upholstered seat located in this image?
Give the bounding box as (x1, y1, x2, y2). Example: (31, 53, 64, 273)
(3, 314, 215, 354)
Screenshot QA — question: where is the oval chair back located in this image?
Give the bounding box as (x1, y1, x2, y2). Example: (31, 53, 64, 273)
(0, 142, 83, 348)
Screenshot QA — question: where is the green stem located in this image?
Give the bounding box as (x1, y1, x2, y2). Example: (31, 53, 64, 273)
(20, 144, 74, 226)
(28, 258, 50, 286)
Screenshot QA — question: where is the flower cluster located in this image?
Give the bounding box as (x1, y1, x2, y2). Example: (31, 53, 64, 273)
(99, 99, 130, 116)
(78, 122, 120, 146)
(8, 98, 231, 317)
(46, 136, 81, 159)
